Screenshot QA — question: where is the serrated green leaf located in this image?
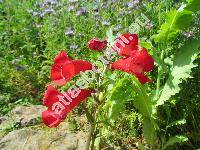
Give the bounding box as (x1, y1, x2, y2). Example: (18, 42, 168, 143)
(131, 77, 155, 117)
(167, 119, 186, 128)
(185, 0, 200, 12)
(154, 10, 193, 43)
(162, 135, 188, 150)
(107, 77, 135, 120)
(143, 118, 157, 145)
(156, 38, 200, 106)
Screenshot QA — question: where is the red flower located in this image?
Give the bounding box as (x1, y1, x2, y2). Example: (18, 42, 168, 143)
(42, 85, 93, 127)
(118, 44, 138, 58)
(42, 109, 63, 127)
(111, 47, 154, 84)
(88, 38, 107, 51)
(51, 51, 93, 85)
(113, 34, 138, 56)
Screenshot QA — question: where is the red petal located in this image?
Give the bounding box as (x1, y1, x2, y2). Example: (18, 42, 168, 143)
(42, 109, 64, 127)
(134, 73, 152, 84)
(42, 86, 94, 127)
(62, 60, 93, 82)
(51, 51, 72, 85)
(51, 51, 93, 86)
(131, 47, 154, 72)
(73, 60, 93, 74)
(111, 57, 152, 84)
(43, 85, 60, 107)
(67, 89, 93, 109)
(58, 62, 76, 83)
(50, 65, 67, 85)
(115, 34, 138, 51)
(54, 50, 71, 66)
(111, 57, 143, 74)
(88, 38, 107, 51)
(121, 34, 138, 46)
(119, 45, 138, 57)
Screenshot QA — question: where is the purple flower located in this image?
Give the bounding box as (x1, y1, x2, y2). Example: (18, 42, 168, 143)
(44, 8, 54, 14)
(70, 44, 78, 50)
(126, 10, 132, 15)
(36, 2, 43, 8)
(102, 20, 111, 26)
(110, 0, 116, 4)
(126, 2, 134, 8)
(183, 31, 194, 38)
(44, 0, 58, 5)
(101, 3, 107, 9)
(65, 27, 74, 36)
(16, 65, 24, 71)
(39, 12, 45, 18)
(114, 25, 122, 32)
(76, 7, 87, 16)
(67, 5, 75, 12)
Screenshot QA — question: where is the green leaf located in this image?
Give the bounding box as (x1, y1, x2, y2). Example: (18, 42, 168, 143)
(153, 50, 168, 72)
(106, 27, 116, 46)
(131, 77, 155, 118)
(106, 77, 135, 120)
(156, 38, 200, 106)
(185, 0, 200, 12)
(162, 135, 188, 150)
(167, 119, 186, 128)
(138, 142, 146, 150)
(142, 118, 157, 145)
(154, 10, 193, 43)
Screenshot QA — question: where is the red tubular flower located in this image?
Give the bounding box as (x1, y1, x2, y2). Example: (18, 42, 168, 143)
(88, 38, 107, 51)
(132, 47, 154, 72)
(42, 109, 63, 127)
(111, 47, 154, 84)
(113, 34, 138, 56)
(54, 50, 71, 65)
(51, 51, 93, 85)
(119, 44, 138, 58)
(42, 85, 93, 127)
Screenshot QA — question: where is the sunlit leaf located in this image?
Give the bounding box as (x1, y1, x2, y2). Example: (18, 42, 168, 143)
(156, 38, 200, 106)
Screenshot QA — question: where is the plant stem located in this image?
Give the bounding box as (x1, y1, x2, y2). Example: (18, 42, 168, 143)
(155, 49, 165, 100)
(81, 104, 96, 150)
(82, 104, 95, 123)
(85, 123, 95, 150)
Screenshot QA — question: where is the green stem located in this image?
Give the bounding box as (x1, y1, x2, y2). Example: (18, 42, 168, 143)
(81, 104, 94, 123)
(91, 124, 96, 150)
(155, 49, 165, 100)
(81, 104, 96, 150)
(85, 123, 95, 150)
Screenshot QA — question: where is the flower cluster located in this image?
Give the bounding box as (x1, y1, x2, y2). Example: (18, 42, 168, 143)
(88, 33, 154, 84)
(42, 51, 94, 127)
(42, 33, 154, 127)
